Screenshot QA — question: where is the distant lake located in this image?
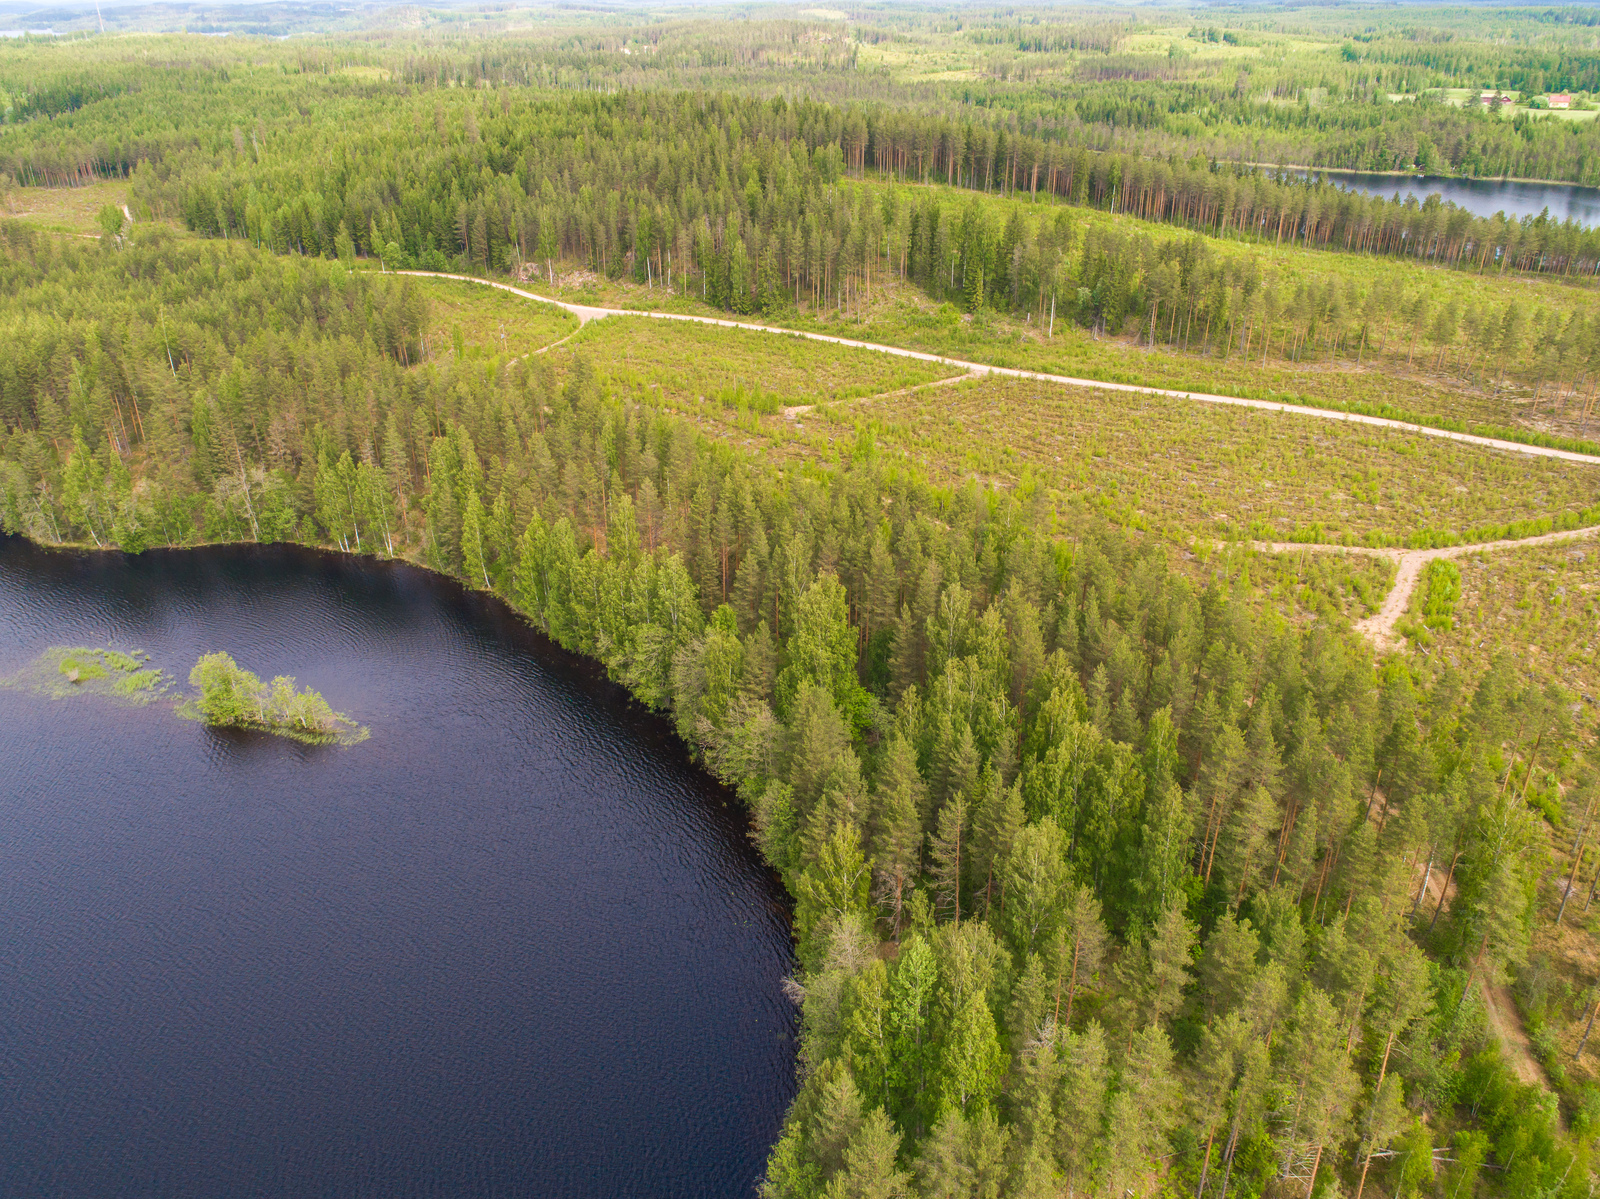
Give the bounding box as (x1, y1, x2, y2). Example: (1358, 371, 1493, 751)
(0, 537, 796, 1198)
(1309, 169, 1600, 227)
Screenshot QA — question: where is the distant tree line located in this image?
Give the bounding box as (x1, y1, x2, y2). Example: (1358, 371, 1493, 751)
(103, 86, 1600, 408)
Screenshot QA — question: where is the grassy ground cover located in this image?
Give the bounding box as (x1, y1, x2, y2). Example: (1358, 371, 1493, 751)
(793, 286, 1584, 439)
(501, 271, 1553, 435)
(831, 374, 1600, 546)
(414, 276, 576, 363)
(513, 257, 1600, 452)
(1, 645, 168, 702)
(1195, 543, 1397, 627)
(562, 315, 963, 410)
(1417, 539, 1600, 702)
(3, 181, 133, 236)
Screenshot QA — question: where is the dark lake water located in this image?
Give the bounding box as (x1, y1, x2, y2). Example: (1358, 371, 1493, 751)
(1310, 168, 1600, 227)
(0, 536, 796, 1198)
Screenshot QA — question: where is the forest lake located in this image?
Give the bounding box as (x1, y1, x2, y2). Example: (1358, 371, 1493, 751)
(0, 534, 797, 1199)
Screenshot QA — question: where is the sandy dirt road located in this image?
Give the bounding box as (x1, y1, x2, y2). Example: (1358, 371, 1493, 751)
(399, 272, 1600, 466)
(1250, 527, 1600, 649)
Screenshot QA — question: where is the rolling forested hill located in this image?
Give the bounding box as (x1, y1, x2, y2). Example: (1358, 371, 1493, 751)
(4, 8, 1600, 1197)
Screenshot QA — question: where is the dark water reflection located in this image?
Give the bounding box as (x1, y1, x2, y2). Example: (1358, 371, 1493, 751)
(0, 536, 795, 1199)
(1310, 168, 1600, 226)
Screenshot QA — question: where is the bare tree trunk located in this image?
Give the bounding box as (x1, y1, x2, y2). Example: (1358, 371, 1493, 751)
(1410, 848, 1433, 922)
(1429, 851, 1462, 933)
(1557, 846, 1586, 926)
(1576, 996, 1600, 1062)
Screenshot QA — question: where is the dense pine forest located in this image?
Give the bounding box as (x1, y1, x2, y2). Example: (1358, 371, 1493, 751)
(5, 6, 1600, 1198)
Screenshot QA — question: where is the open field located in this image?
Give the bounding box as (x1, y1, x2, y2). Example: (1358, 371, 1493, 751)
(837, 374, 1600, 546)
(415, 276, 577, 363)
(562, 315, 965, 409)
(1418, 538, 1600, 702)
(3, 181, 132, 236)
(1197, 543, 1396, 628)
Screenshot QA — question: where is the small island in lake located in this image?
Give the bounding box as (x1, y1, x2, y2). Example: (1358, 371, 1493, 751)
(1, 645, 170, 703)
(6, 645, 368, 745)
(185, 652, 368, 745)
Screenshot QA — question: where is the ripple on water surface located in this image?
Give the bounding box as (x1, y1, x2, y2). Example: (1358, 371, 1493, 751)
(0, 536, 796, 1199)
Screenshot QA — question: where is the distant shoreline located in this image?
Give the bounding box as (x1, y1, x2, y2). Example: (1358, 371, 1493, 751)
(1236, 161, 1600, 191)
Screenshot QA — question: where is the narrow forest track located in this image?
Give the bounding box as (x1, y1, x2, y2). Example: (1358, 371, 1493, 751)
(398, 271, 1600, 466)
(1247, 526, 1600, 650)
(783, 370, 978, 419)
(1483, 978, 1548, 1089)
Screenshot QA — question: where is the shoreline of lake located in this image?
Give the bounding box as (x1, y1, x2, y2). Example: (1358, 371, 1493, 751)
(1269, 164, 1600, 227)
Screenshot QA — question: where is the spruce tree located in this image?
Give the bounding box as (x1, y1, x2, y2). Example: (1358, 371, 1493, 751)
(1054, 1022, 1109, 1189)
(928, 792, 969, 925)
(461, 486, 489, 587)
(869, 735, 926, 936)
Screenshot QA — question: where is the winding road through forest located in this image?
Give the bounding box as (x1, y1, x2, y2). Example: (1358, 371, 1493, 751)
(401, 271, 1600, 466)
(405, 271, 1600, 652)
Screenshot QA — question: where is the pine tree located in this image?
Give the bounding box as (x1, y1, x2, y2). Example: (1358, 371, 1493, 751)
(934, 989, 1005, 1118)
(1273, 985, 1359, 1193)
(1005, 953, 1052, 1049)
(355, 461, 394, 556)
(1199, 723, 1247, 885)
(1197, 913, 1261, 1019)
(804, 755, 869, 867)
(887, 601, 923, 700)
(887, 934, 937, 1132)
(778, 572, 872, 728)
(842, 960, 893, 1111)
(970, 775, 1025, 918)
(912, 1109, 968, 1199)
(786, 682, 854, 818)
(916, 1105, 1009, 1199)
(763, 1058, 860, 1199)
(1351, 1074, 1407, 1199)
(1005, 1032, 1060, 1197)
(1001, 585, 1046, 712)
(1051, 883, 1107, 1030)
(1129, 779, 1193, 933)
(823, 1109, 910, 1199)
(1189, 1012, 1251, 1199)
(794, 820, 873, 970)
(1116, 899, 1195, 1034)
(381, 410, 410, 508)
(740, 622, 778, 705)
(1217, 784, 1277, 907)
(998, 816, 1068, 957)
(936, 722, 980, 818)
(1100, 1024, 1180, 1197)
